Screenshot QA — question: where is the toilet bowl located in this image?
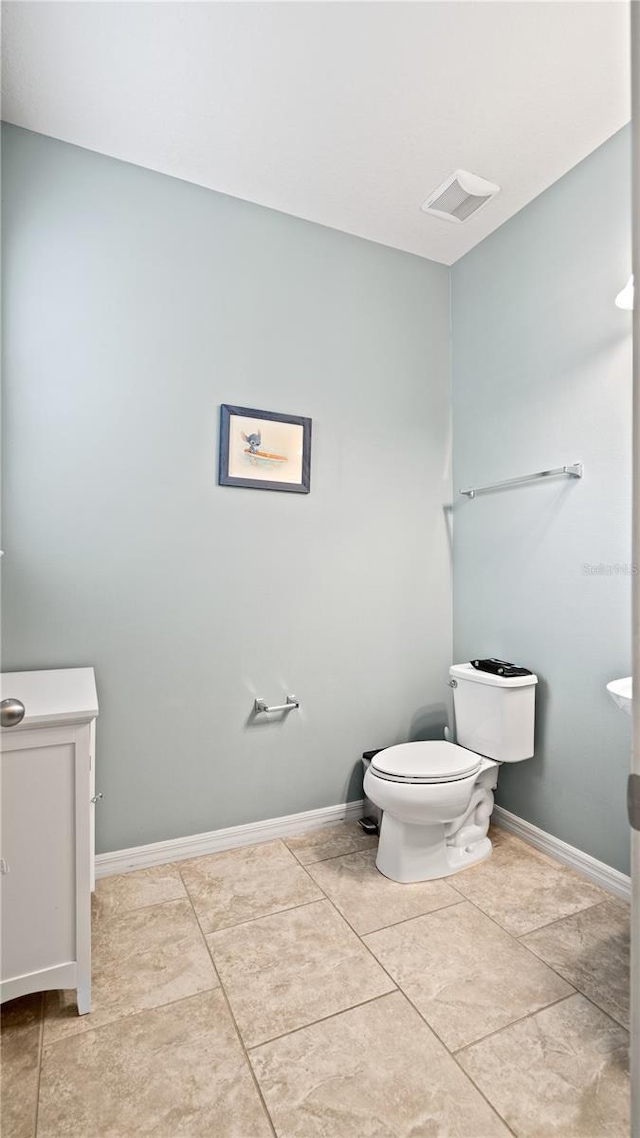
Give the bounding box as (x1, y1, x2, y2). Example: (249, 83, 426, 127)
(364, 662, 537, 883)
(364, 742, 498, 881)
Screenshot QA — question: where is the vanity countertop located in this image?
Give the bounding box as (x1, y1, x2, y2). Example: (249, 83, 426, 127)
(1, 667, 98, 728)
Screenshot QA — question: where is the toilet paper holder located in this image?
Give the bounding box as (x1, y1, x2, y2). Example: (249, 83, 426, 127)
(254, 694, 299, 715)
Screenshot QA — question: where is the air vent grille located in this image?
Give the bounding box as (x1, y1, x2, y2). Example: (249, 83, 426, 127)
(421, 170, 500, 224)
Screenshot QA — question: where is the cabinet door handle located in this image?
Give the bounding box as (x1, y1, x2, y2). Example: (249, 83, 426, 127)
(91, 792, 103, 804)
(0, 859, 8, 874)
(1, 699, 25, 728)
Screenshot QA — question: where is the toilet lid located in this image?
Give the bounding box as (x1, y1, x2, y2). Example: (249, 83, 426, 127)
(370, 741, 481, 784)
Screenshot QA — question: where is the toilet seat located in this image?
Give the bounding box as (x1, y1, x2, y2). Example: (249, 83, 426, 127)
(370, 741, 481, 785)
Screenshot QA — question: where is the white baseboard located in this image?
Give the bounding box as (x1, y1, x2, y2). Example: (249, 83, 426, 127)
(493, 805, 631, 902)
(96, 798, 631, 904)
(95, 799, 365, 879)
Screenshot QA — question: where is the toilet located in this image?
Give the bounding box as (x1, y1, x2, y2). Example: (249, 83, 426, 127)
(363, 662, 538, 882)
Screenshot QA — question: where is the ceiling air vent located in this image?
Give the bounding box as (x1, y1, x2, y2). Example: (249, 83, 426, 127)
(421, 170, 500, 223)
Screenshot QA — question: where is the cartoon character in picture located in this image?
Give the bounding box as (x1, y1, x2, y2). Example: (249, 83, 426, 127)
(241, 430, 262, 454)
(241, 429, 286, 463)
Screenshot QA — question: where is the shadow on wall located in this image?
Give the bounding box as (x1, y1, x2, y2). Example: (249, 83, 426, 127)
(443, 504, 453, 557)
(345, 762, 366, 803)
(408, 703, 450, 742)
(343, 701, 450, 803)
(531, 675, 549, 760)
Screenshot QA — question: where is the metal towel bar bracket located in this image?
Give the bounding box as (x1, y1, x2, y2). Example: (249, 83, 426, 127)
(459, 462, 583, 500)
(254, 694, 299, 714)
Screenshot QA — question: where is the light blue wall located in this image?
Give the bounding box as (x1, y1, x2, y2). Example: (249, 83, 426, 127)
(1, 125, 452, 854)
(3, 123, 632, 871)
(452, 127, 633, 874)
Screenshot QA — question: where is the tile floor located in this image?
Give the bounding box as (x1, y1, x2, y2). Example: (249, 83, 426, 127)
(1, 823, 631, 1137)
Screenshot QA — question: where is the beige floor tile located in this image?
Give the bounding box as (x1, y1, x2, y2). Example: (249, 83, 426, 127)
(180, 839, 322, 933)
(452, 830, 607, 936)
(458, 993, 630, 1138)
(520, 898, 630, 1029)
(37, 989, 272, 1138)
(364, 901, 573, 1050)
(93, 862, 187, 918)
(0, 993, 42, 1138)
(44, 898, 218, 1043)
(284, 821, 378, 865)
(207, 899, 395, 1047)
(307, 848, 461, 934)
(251, 991, 510, 1138)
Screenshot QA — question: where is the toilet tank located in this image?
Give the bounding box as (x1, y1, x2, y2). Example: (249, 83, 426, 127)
(449, 663, 538, 762)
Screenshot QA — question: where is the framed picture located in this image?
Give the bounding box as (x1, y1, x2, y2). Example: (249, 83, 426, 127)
(218, 405, 312, 494)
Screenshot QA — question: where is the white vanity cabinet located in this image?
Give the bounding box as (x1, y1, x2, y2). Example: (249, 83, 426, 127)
(0, 668, 98, 1015)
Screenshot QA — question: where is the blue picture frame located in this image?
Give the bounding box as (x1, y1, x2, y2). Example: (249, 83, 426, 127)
(218, 404, 312, 494)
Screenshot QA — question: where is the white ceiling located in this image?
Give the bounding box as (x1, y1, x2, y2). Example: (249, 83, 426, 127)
(1, 1, 630, 265)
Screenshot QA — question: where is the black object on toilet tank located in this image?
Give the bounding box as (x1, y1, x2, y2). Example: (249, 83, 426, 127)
(471, 658, 533, 678)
